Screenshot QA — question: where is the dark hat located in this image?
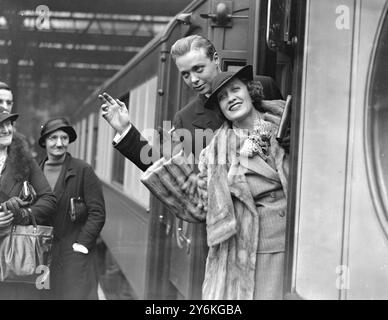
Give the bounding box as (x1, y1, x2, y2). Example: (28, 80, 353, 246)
(39, 118, 77, 147)
(205, 65, 253, 109)
(0, 82, 10, 90)
(0, 109, 18, 124)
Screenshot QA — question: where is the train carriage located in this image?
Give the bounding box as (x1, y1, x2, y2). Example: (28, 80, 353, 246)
(71, 0, 388, 299)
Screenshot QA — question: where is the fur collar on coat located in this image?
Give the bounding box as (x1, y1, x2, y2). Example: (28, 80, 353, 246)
(3, 133, 32, 182)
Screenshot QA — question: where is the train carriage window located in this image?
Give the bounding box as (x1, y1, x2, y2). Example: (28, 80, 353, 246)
(79, 118, 87, 161)
(123, 77, 157, 209)
(263, 0, 296, 97)
(368, 10, 388, 228)
(91, 112, 98, 170)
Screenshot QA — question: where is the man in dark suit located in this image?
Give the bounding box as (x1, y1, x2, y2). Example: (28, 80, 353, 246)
(99, 35, 283, 170)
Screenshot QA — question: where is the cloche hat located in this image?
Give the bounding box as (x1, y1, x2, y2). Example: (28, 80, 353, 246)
(205, 65, 253, 109)
(39, 117, 77, 147)
(0, 109, 18, 124)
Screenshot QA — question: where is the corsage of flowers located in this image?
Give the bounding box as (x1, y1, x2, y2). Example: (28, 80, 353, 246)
(238, 118, 273, 159)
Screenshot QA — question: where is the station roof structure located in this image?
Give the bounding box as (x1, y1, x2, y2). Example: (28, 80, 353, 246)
(0, 0, 191, 145)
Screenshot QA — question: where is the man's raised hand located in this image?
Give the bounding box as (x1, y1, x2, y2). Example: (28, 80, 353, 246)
(98, 92, 131, 134)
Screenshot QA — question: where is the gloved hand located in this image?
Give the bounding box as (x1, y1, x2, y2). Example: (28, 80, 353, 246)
(261, 99, 291, 154)
(278, 127, 291, 153)
(3, 196, 29, 213)
(13, 208, 31, 225)
(3, 197, 30, 225)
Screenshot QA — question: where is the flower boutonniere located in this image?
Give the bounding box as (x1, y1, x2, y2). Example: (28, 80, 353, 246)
(239, 118, 273, 159)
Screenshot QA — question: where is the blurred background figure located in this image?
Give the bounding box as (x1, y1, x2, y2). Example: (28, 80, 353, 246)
(0, 82, 13, 112)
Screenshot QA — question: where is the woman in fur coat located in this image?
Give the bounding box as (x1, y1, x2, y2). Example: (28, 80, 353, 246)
(142, 65, 289, 300)
(0, 110, 56, 299)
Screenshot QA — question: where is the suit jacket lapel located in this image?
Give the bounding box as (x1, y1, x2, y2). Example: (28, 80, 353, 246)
(192, 114, 215, 129)
(192, 95, 222, 130)
(240, 154, 279, 181)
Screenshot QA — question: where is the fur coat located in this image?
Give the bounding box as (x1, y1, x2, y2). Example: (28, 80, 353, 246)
(0, 133, 56, 225)
(141, 121, 289, 299)
(0, 133, 56, 300)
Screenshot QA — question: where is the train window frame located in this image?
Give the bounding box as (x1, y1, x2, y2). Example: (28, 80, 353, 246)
(86, 112, 98, 168)
(266, 0, 293, 52)
(222, 60, 246, 72)
(365, 7, 388, 238)
(122, 76, 157, 209)
(111, 93, 129, 186)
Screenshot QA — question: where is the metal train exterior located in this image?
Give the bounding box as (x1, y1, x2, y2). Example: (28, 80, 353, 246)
(71, 0, 388, 299)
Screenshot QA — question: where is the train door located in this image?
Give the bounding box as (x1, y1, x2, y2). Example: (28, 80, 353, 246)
(253, 0, 306, 299)
(283, 0, 388, 299)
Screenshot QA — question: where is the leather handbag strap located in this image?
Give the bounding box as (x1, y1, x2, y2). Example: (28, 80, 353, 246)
(28, 209, 38, 229)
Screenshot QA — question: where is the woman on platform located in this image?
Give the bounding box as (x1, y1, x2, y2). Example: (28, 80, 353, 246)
(39, 118, 105, 299)
(0, 109, 56, 299)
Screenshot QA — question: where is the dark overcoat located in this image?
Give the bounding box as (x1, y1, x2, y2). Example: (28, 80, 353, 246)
(0, 133, 56, 299)
(39, 152, 105, 300)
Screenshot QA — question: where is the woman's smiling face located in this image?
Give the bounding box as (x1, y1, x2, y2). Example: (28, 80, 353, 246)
(217, 78, 254, 123)
(0, 120, 13, 149)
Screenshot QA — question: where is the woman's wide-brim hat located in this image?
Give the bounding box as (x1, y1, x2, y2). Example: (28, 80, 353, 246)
(204, 64, 253, 109)
(0, 110, 18, 124)
(39, 117, 77, 147)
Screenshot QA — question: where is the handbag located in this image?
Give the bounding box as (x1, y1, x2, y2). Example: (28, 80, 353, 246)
(0, 181, 54, 283)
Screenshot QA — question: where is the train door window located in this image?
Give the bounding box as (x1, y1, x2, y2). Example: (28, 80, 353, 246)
(95, 108, 114, 182)
(223, 60, 246, 72)
(367, 10, 388, 229)
(263, 0, 296, 97)
(111, 93, 129, 186)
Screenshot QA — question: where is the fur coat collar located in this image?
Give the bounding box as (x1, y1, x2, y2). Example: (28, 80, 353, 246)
(1, 133, 32, 182)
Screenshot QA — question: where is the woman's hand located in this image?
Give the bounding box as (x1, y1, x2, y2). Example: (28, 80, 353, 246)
(261, 100, 291, 152)
(181, 174, 198, 197)
(3, 196, 29, 213)
(261, 100, 285, 125)
(3, 197, 30, 225)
